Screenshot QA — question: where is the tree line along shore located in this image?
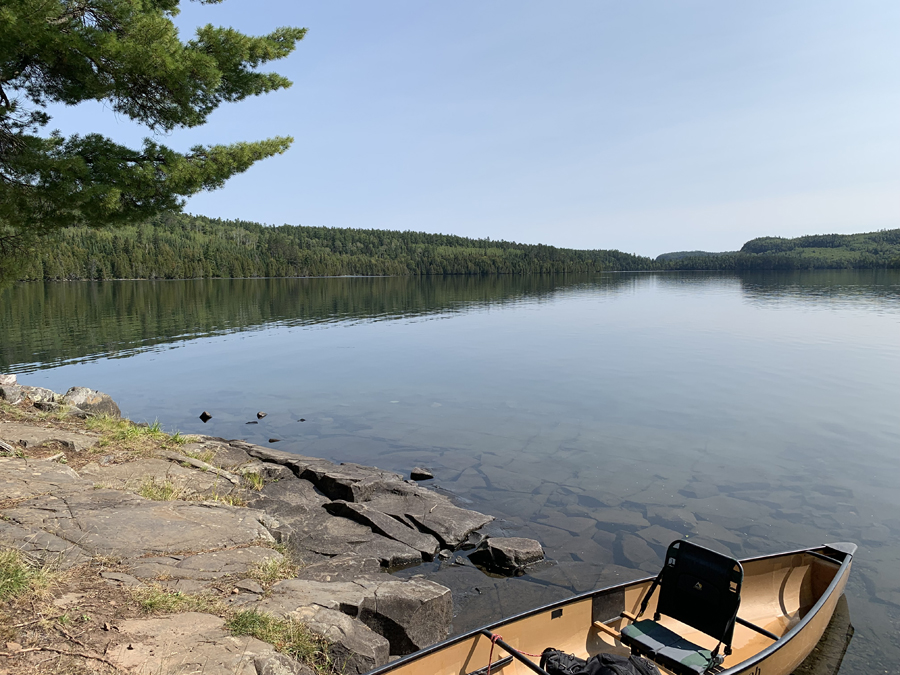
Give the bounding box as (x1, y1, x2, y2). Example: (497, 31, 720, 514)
(16, 214, 900, 281)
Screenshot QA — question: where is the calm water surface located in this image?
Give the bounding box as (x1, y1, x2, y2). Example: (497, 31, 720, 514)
(2, 271, 898, 672)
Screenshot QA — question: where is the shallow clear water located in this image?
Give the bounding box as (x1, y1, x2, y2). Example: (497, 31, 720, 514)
(2, 271, 898, 672)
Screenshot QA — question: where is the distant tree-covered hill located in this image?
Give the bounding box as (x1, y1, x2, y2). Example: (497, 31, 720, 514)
(657, 229, 900, 271)
(655, 250, 735, 262)
(15, 215, 900, 280)
(18, 213, 656, 280)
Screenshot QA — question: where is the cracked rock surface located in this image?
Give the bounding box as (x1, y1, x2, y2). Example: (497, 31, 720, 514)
(1, 410, 496, 674)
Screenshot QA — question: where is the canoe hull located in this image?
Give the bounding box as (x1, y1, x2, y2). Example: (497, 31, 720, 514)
(368, 543, 855, 675)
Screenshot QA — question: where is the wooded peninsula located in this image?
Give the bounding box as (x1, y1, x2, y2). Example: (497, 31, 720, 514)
(17, 213, 900, 280)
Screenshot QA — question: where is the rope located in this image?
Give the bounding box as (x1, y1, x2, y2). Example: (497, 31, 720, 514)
(486, 633, 543, 675)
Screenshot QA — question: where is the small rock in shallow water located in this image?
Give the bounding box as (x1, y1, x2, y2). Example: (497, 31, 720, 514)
(199, 411, 212, 422)
(298, 418, 306, 422)
(469, 537, 544, 575)
(268, 438, 280, 443)
(257, 411, 267, 419)
(410, 467, 434, 481)
(246, 421, 258, 425)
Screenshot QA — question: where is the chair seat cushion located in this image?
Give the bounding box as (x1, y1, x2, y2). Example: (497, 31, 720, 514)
(620, 620, 714, 675)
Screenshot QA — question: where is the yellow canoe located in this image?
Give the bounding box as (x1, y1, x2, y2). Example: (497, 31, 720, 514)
(369, 542, 855, 675)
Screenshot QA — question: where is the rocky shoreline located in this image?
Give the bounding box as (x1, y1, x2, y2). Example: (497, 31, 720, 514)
(0, 377, 544, 674)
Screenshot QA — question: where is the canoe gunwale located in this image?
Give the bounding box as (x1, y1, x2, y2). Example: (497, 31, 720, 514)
(366, 543, 855, 675)
(717, 542, 854, 675)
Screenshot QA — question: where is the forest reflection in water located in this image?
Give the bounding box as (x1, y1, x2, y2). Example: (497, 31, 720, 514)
(3, 270, 899, 373)
(3, 271, 899, 674)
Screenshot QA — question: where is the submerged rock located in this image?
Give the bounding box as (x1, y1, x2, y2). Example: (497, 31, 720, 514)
(199, 411, 212, 422)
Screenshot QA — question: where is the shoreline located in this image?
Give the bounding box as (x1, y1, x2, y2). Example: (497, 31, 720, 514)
(0, 378, 533, 674)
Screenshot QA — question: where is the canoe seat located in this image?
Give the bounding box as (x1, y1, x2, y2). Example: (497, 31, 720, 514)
(619, 540, 743, 675)
(621, 620, 715, 675)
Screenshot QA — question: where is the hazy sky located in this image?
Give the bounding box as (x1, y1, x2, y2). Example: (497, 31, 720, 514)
(49, 1, 899, 256)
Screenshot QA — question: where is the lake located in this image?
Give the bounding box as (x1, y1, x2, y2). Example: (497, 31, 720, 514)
(2, 270, 898, 672)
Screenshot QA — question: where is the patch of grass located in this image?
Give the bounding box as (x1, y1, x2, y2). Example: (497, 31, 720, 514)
(247, 556, 300, 587)
(131, 584, 223, 614)
(201, 491, 248, 507)
(245, 471, 265, 491)
(137, 477, 183, 501)
(227, 610, 329, 666)
(86, 415, 185, 448)
(0, 549, 55, 601)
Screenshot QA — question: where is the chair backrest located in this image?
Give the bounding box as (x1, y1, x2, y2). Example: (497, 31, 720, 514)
(655, 540, 743, 648)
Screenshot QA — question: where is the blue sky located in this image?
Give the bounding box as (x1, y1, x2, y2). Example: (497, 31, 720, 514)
(49, 1, 899, 256)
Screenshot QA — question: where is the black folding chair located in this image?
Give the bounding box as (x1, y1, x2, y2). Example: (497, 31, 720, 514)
(620, 540, 743, 675)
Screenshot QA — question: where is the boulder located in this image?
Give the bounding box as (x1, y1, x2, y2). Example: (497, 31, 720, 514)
(469, 537, 544, 575)
(0, 384, 23, 403)
(291, 605, 390, 674)
(410, 467, 434, 481)
(1, 385, 57, 405)
(60, 386, 121, 417)
(0, 374, 16, 386)
(258, 576, 452, 655)
(324, 500, 440, 558)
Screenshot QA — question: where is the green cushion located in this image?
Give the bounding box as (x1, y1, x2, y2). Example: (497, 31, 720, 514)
(621, 619, 714, 675)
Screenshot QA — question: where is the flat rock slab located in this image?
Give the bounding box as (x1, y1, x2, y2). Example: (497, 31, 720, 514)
(277, 503, 422, 568)
(589, 508, 651, 531)
(130, 546, 282, 582)
(258, 575, 452, 655)
(636, 524, 684, 548)
(616, 533, 660, 572)
(325, 500, 441, 558)
(3, 488, 274, 558)
(81, 457, 237, 497)
(0, 423, 100, 453)
(295, 553, 382, 582)
(180, 436, 254, 469)
(0, 519, 91, 569)
(0, 456, 89, 501)
(107, 612, 312, 675)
